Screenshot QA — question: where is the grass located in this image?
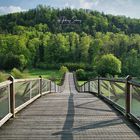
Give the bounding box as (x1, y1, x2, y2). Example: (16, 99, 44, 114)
(78, 81, 86, 86)
(25, 69, 62, 81)
(0, 71, 10, 82)
(0, 69, 63, 83)
(100, 81, 125, 97)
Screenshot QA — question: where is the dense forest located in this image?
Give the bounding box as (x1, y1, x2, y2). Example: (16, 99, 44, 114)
(0, 5, 140, 77)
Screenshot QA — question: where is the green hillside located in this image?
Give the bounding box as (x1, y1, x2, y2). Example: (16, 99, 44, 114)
(0, 5, 140, 77)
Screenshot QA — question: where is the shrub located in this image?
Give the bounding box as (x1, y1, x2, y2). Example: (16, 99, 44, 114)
(85, 71, 98, 80)
(63, 63, 85, 71)
(49, 76, 57, 81)
(84, 64, 94, 71)
(0, 72, 7, 82)
(11, 68, 24, 79)
(4, 53, 21, 70)
(76, 69, 85, 80)
(0, 54, 5, 69)
(36, 63, 95, 72)
(59, 66, 69, 74)
(76, 69, 98, 81)
(36, 62, 60, 70)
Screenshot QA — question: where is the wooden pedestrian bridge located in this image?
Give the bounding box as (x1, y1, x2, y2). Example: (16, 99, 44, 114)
(0, 72, 140, 139)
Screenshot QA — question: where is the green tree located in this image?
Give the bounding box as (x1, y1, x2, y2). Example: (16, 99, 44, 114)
(125, 49, 140, 76)
(79, 33, 91, 62)
(88, 39, 102, 64)
(18, 55, 27, 70)
(97, 54, 121, 76)
(35, 23, 48, 32)
(27, 38, 41, 66)
(3, 53, 21, 70)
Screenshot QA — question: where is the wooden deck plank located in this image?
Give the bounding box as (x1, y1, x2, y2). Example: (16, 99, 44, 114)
(0, 73, 140, 140)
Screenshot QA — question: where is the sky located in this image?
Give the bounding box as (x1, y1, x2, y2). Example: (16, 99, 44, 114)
(0, 0, 140, 19)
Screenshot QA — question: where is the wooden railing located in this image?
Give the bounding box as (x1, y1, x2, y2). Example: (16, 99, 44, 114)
(73, 73, 140, 127)
(0, 74, 65, 127)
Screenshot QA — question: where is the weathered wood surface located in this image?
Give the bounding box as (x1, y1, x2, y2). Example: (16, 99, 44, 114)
(0, 73, 140, 140)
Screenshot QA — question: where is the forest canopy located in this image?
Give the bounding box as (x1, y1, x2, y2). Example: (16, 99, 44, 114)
(0, 5, 140, 77)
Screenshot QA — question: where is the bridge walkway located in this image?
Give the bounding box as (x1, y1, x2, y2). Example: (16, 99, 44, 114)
(0, 73, 139, 140)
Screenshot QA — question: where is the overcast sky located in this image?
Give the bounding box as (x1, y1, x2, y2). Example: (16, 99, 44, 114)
(0, 0, 140, 19)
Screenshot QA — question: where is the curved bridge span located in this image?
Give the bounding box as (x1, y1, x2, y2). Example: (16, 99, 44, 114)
(0, 73, 140, 140)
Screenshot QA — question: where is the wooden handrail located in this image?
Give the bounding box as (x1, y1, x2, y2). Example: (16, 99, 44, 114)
(128, 80, 140, 88)
(0, 81, 12, 88)
(99, 77, 125, 83)
(74, 73, 140, 127)
(14, 78, 41, 83)
(0, 74, 65, 127)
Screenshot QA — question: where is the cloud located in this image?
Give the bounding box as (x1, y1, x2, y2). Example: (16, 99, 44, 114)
(79, 0, 94, 9)
(76, 0, 140, 18)
(61, 0, 140, 18)
(64, 2, 75, 9)
(95, 0, 140, 18)
(0, 0, 139, 18)
(0, 6, 26, 15)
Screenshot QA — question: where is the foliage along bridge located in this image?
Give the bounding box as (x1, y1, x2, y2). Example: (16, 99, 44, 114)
(0, 72, 140, 139)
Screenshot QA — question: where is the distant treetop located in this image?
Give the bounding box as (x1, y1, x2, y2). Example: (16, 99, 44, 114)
(0, 5, 140, 35)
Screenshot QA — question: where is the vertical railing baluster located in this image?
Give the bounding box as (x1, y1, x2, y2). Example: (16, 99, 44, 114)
(84, 83, 85, 92)
(30, 81, 32, 99)
(58, 86, 60, 93)
(108, 81, 110, 100)
(8, 76, 15, 118)
(50, 80, 52, 93)
(39, 76, 42, 96)
(8, 84, 11, 114)
(98, 77, 100, 96)
(88, 81, 90, 92)
(55, 83, 56, 92)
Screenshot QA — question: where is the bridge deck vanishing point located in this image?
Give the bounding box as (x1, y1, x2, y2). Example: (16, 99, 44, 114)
(0, 73, 140, 140)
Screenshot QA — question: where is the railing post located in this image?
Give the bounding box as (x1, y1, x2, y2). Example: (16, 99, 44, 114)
(88, 80, 90, 92)
(29, 81, 32, 99)
(39, 76, 42, 96)
(84, 83, 85, 92)
(59, 86, 60, 93)
(98, 76, 100, 96)
(8, 76, 15, 118)
(125, 75, 132, 118)
(55, 83, 56, 92)
(50, 80, 52, 93)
